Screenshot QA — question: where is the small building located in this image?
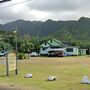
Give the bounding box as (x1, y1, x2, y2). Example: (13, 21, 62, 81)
(40, 38, 79, 56)
(79, 49, 87, 56)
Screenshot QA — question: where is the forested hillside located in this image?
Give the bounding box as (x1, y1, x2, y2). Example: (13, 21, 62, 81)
(0, 17, 90, 48)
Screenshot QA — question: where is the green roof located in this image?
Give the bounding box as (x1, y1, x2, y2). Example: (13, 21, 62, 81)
(41, 38, 67, 48)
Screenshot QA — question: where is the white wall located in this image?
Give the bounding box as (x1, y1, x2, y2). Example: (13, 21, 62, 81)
(40, 47, 66, 55)
(66, 47, 78, 56)
(40, 48, 49, 55)
(40, 47, 79, 56)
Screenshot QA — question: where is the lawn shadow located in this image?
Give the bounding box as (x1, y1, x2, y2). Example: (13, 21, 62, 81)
(0, 74, 7, 77)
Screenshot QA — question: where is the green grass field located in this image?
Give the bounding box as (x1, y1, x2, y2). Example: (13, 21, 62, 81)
(0, 56, 90, 90)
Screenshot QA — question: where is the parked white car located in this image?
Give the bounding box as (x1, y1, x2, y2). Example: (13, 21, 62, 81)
(0, 51, 7, 56)
(30, 52, 38, 57)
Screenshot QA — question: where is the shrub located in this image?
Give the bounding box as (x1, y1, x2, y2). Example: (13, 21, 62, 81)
(18, 53, 26, 59)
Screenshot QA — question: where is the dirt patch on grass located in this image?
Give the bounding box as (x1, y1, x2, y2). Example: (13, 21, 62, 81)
(0, 84, 28, 90)
(0, 84, 40, 90)
(0, 85, 18, 90)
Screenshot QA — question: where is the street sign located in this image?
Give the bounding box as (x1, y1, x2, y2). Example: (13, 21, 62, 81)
(6, 51, 17, 76)
(8, 52, 16, 71)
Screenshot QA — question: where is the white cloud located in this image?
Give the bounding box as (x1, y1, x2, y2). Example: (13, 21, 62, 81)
(30, 10, 50, 20)
(0, 0, 90, 24)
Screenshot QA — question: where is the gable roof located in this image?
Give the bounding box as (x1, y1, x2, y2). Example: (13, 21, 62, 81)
(41, 38, 67, 48)
(49, 38, 67, 47)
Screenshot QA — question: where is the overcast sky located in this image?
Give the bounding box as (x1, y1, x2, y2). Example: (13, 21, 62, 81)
(0, 0, 90, 24)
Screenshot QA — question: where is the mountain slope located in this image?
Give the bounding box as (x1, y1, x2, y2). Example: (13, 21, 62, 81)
(0, 17, 90, 42)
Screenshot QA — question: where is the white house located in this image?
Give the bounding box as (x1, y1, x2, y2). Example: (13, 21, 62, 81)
(40, 38, 79, 56)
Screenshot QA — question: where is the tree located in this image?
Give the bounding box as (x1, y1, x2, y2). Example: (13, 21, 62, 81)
(17, 39, 34, 53)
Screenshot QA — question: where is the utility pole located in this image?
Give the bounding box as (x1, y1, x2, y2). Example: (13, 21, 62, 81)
(13, 28, 18, 75)
(15, 27, 18, 75)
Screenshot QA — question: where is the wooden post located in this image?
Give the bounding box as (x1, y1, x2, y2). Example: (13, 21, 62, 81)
(6, 54, 9, 76)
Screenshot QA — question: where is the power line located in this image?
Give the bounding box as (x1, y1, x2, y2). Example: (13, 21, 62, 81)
(0, 0, 11, 3)
(0, 0, 31, 8)
(8, 0, 31, 6)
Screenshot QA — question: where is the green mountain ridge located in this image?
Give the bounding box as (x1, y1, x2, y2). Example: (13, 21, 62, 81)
(0, 17, 90, 43)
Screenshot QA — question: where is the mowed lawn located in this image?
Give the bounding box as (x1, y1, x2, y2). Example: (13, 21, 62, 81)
(0, 56, 90, 90)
